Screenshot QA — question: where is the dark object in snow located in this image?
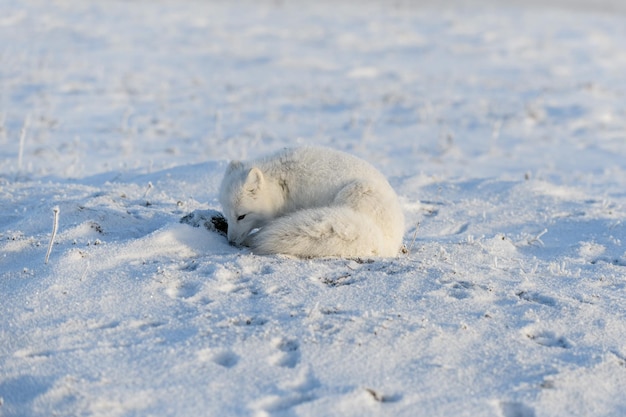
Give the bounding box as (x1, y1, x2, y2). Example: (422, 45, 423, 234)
(180, 209, 228, 236)
(365, 388, 402, 403)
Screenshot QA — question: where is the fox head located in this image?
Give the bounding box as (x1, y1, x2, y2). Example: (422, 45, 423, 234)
(219, 161, 279, 246)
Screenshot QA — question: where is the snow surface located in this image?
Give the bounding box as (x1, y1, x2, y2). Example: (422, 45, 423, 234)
(2, 0, 626, 416)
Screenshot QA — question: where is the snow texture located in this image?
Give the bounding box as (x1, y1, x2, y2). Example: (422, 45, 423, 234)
(1, 0, 626, 416)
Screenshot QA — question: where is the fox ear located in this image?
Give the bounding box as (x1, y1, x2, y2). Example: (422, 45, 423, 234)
(226, 160, 243, 174)
(244, 167, 264, 194)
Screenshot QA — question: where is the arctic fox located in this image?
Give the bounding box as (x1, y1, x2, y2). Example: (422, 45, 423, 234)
(219, 147, 405, 258)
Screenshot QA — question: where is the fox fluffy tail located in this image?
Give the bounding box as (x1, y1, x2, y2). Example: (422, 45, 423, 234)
(246, 206, 401, 258)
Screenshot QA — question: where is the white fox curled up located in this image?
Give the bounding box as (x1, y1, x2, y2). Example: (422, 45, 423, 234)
(217, 146, 405, 258)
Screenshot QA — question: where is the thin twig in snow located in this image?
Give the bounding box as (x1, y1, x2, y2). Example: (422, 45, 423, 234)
(530, 229, 548, 247)
(18, 115, 30, 172)
(45, 206, 60, 265)
(407, 222, 420, 253)
(143, 182, 153, 198)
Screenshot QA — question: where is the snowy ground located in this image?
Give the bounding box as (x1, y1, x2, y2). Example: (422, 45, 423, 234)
(1, 0, 626, 416)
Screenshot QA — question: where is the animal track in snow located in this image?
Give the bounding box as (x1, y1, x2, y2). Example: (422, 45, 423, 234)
(213, 264, 264, 297)
(251, 368, 318, 417)
(448, 280, 476, 299)
(165, 280, 200, 299)
(178, 260, 199, 272)
(269, 338, 300, 368)
(252, 393, 314, 417)
(197, 348, 239, 368)
(499, 401, 536, 417)
(211, 350, 240, 368)
(444, 280, 491, 300)
(516, 290, 558, 307)
(525, 330, 571, 349)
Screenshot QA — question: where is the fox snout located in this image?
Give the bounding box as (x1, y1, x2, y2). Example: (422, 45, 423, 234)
(227, 224, 261, 247)
(227, 233, 240, 246)
(227, 229, 247, 247)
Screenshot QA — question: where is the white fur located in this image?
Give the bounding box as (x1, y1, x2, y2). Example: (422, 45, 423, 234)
(219, 147, 405, 258)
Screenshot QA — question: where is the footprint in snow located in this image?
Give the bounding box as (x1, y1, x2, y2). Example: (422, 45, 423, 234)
(516, 290, 558, 307)
(211, 350, 240, 368)
(499, 401, 536, 417)
(251, 392, 314, 417)
(197, 348, 239, 368)
(165, 280, 200, 300)
(445, 280, 491, 300)
(251, 367, 318, 416)
(269, 338, 300, 368)
(525, 330, 571, 349)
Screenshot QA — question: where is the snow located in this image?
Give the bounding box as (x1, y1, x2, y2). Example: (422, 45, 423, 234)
(1, 0, 626, 416)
